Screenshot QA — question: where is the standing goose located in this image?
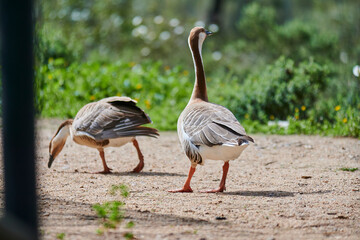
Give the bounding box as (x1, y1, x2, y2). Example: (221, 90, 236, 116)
(48, 96, 159, 174)
(169, 27, 254, 193)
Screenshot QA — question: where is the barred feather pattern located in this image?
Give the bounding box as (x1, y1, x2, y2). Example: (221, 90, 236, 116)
(73, 96, 159, 141)
(178, 101, 253, 165)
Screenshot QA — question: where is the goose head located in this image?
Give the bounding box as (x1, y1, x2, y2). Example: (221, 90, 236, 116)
(48, 120, 73, 168)
(188, 27, 213, 53)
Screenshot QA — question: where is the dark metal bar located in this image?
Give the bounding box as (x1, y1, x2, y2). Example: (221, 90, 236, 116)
(1, 0, 38, 239)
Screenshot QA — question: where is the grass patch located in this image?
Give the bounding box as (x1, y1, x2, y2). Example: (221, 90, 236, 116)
(92, 184, 135, 237)
(56, 233, 65, 240)
(35, 59, 360, 137)
(339, 167, 358, 172)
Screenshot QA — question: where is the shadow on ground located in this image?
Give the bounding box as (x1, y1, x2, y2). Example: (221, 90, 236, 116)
(38, 196, 218, 229)
(55, 170, 186, 177)
(223, 190, 331, 197)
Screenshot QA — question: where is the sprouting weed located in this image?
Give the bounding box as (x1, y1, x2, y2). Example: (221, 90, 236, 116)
(110, 184, 129, 197)
(124, 232, 134, 240)
(56, 233, 65, 240)
(126, 221, 135, 229)
(93, 184, 135, 238)
(340, 167, 358, 172)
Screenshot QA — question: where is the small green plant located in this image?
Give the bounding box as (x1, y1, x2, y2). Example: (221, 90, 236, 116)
(124, 221, 135, 239)
(93, 201, 125, 227)
(96, 229, 104, 235)
(93, 184, 135, 237)
(110, 184, 129, 197)
(125, 221, 135, 229)
(339, 167, 358, 172)
(124, 232, 134, 240)
(56, 233, 65, 240)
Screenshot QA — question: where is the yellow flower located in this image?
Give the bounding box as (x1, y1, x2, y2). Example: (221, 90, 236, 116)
(301, 105, 306, 111)
(244, 113, 249, 119)
(135, 83, 142, 90)
(295, 115, 299, 120)
(129, 62, 136, 67)
(116, 92, 121, 96)
(145, 99, 151, 109)
(90, 95, 96, 101)
(48, 74, 53, 80)
(183, 70, 189, 76)
(342, 118, 347, 123)
(295, 108, 299, 113)
(270, 115, 275, 120)
(164, 65, 170, 71)
(335, 105, 341, 111)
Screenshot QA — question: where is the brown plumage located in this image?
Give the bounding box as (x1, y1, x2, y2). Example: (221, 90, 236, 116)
(48, 96, 159, 173)
(169, 27, 253, 193)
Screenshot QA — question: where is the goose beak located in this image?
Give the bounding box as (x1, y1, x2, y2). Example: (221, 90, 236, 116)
(205, 30, 213, 36)
(48, 154, 54, 168)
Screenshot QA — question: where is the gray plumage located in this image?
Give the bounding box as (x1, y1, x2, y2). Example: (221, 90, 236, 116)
(178, 101, 253, 165)
(73, 97, 158, 141)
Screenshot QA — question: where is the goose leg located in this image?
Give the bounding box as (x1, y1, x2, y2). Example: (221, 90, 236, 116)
(169, 166, 196, 193)
(131, 138, 144, 173)
(95, 148, 112, 174)
(201, 162, 229, 193)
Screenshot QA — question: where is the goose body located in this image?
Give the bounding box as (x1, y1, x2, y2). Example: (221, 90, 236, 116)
(48, 96, 159, 173)
(170, 27, 253, 193)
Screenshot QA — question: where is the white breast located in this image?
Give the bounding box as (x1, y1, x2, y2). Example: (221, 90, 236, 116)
(198, 143, 249, 162)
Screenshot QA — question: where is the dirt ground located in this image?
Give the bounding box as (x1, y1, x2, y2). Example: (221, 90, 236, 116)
(1, 119, 360, 239)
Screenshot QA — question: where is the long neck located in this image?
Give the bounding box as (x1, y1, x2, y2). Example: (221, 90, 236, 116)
(48, 120, 73, 168)
(50, 119, 73, 152)
(189, 35, 208, 102)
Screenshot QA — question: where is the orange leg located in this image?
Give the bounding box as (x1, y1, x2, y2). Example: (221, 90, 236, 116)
(169, 166, 196, 193)
(132, 138, 144, 173)
(201, 162, 229, 193)
(95, 148, 112, 174)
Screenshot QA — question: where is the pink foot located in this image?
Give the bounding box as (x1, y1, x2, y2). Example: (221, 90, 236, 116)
(168, 186, 193, 193)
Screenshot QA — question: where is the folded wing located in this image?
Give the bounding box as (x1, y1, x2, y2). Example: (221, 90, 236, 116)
(73, 97, 158, 140)
(183, 103, 253, 147)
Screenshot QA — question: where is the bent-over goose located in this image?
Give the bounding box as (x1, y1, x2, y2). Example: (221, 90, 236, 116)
(169, 27, 254, 193)
(48, 96, 159, 174)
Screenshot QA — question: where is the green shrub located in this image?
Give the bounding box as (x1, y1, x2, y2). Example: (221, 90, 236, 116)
(36, 59, 192, 130)
(35, 57, 360, 138)
(215, 56, 329, 121)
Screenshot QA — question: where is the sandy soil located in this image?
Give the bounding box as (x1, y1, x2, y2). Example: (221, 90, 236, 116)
(1, 119, 360, 239)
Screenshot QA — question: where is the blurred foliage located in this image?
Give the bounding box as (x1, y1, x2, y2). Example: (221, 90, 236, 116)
(219, 57, 330, 121)
(37, 59, 192, 130)
(37, 56, 360, 137)
(3, 0, 360, 137)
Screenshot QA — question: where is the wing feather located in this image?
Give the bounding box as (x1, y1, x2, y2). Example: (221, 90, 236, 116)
(73, 97, 158, 140)
(182, 102, 253, 147)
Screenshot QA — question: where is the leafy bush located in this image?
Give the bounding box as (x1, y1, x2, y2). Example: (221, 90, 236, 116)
(35, 56, 360, 138)
(36, 59, 192, 130)
(213, 57, 330, 121)
(236, 3, 339, 64)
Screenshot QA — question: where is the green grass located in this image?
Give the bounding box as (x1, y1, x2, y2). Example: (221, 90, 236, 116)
(339, 167, 358, 172)
(56, 233, 65, 240)
(92, 184, 134, 237)
(35, 58, 360, 138)
(110, 184, 129, 197)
